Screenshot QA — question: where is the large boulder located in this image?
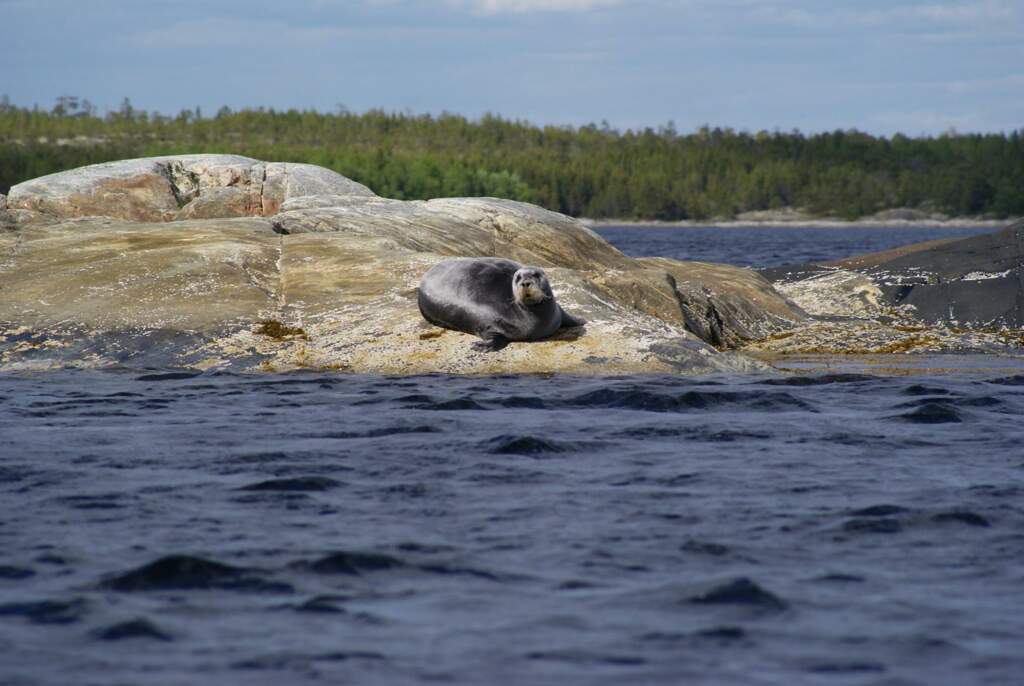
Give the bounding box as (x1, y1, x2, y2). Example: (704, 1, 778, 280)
(5, 154, 374, 222)
(0, 156, 805, 374)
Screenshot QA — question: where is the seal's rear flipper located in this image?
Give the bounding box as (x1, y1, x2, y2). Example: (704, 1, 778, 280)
(472, 333, 509, 352)
(559, 310, 587, 329)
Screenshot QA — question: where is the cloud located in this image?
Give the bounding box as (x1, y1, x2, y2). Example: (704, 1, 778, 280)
(454, 0, 621, 15)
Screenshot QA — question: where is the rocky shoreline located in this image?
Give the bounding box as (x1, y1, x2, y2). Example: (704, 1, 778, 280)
(1, 155, 1021, 374)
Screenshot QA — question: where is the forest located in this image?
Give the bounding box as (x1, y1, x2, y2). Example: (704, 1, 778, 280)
(1, 96, 1022, 220)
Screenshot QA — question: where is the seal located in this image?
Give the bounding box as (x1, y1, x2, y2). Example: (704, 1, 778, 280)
(417, 257, 586, 351)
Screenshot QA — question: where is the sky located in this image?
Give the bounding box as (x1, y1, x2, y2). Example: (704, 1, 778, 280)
(1, 0, 1021, 136)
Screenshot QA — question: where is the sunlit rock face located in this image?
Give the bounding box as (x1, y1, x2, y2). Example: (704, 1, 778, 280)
(5, 155, 375, 222)
(1, 155, 805, 373)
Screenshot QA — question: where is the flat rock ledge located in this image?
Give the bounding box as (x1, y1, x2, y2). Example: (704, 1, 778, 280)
(0, 155, 808, 374)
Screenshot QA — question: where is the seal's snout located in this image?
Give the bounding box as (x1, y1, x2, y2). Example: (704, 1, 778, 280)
(518, 288, 546, 306)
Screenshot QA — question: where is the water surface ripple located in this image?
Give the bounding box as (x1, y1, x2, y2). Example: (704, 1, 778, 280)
(2, 369, 1023, 685)
(593, 224, 994, 266)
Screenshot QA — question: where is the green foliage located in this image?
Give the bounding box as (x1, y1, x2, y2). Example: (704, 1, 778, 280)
(1, 99, 1022, 220)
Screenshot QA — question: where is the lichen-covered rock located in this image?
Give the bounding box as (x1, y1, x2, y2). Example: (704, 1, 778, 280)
(772, 269, 883, 319)
(0, 156, 799, 374)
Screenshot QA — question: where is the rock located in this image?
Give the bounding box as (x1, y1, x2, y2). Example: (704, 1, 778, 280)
(853, 223, 1024, 328)
(1, 194, 18, 231)
(749, 221, 1024, 356)
(6, 154, 374, 223)
(7, 155, 1017, 372)
(0, 156, 801, 374)
(276, 195, 634, 271)
(639, 258, 807, 347)
(734, 207, 815, 223)
(1, 218, 281, 332)
(582, 260, 808, 349)
(765, 222, 1024, 328)
(772, 269, 884, 319)
(864, 207, 946, 222)
(820, 238, 961, 271)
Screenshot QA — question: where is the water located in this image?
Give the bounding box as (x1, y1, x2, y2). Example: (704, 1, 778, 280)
(593, 224, 995, 266)
(2, 226, 1023, 686)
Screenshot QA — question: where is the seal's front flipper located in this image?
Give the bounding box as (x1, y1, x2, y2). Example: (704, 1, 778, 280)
(559, 309, 587, 329)
(472, 333, 509, 352)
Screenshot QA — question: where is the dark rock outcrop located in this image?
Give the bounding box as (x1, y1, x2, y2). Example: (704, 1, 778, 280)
(842, 223, 1024, 328)
(763, 222, 1024, 329)
(750, 221, 1024, 356)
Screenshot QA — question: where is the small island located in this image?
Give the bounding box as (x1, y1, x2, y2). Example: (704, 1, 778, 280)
(1, 155, 1020, 374)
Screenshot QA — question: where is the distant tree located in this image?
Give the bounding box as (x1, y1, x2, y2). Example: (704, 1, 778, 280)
(0, 99, 1022, 218)
(53, 95, 80, 117)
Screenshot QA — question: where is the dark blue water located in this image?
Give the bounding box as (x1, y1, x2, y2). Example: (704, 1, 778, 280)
(594, 224, 995, 266)
(2, 226, 1023, 686)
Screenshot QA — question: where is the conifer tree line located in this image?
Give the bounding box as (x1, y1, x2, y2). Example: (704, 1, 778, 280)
(1, 96, 1022, 220)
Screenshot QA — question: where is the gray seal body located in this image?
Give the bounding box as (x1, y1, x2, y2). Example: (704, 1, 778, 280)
(417, 257, 585, 351)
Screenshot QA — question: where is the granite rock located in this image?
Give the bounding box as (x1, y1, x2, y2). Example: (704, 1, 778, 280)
(1, 156, 803, 374)
(6, 155, 374, 223)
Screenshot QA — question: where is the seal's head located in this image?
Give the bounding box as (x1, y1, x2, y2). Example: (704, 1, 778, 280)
(512, 267, 553, 307)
